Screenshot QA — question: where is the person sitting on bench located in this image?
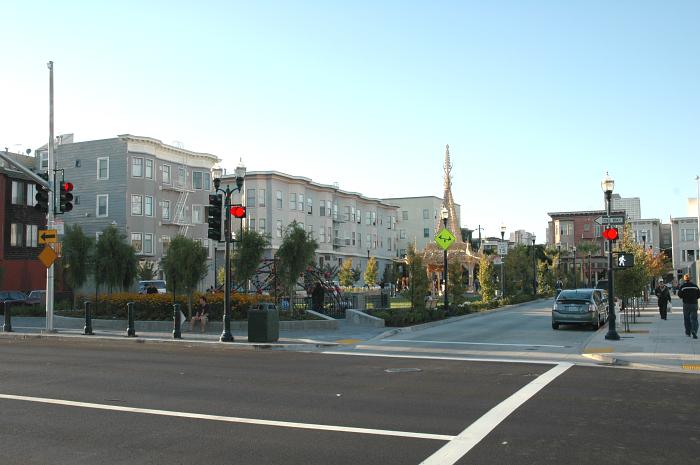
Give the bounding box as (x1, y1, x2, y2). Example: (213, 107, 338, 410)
(191, 296, 209, 333)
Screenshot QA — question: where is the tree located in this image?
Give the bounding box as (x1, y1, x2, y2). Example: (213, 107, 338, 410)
(447, 261, 467, 306)
(338, 259, 355, 286)
(160, 235, 209, 319)
(62, 224, 94, 309)
(406, 243, 429, 310)
(478, 255, 496, 301)
(503, 244, 532, 295)
(364, 257, 378, 287)
(234, 229, 270, 290)
(137, 260, 156, 281)
(275, 221, 318, 300)
(95, 226, 138, 294)
(382, 263, 396, 288)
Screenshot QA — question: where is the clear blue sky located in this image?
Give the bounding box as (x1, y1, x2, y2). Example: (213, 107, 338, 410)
(2, 1, 698, 240)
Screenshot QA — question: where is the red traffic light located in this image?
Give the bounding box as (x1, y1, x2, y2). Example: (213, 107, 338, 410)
(602, 227, 619, 241)
(230, 205, 246, 218)
(61, 181, 74, 192)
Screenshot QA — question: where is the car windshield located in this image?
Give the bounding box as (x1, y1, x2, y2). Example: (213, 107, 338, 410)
(558, 290, 593, 301)
(28, 291, 45, 298)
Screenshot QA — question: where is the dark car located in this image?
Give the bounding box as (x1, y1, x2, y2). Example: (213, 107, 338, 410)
(0, 291, 29, 306)
(552, 288, 608, 330)
(25, 290, 47, 305)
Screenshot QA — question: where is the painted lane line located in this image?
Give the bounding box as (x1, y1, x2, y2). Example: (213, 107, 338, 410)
(387, 339, 567, 349)
(420, 362, 573, 465)
(323, 351, 561, 365)
(0, 393, 452, 441)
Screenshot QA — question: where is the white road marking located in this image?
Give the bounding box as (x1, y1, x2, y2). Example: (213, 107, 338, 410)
(387, 339, 567, 348)
(0, 393, 452, 441)
(419, 362, 573, 465)
(324, 350, 561, 365)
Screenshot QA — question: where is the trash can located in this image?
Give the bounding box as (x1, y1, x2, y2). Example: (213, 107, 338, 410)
(248, 303, 280, 343)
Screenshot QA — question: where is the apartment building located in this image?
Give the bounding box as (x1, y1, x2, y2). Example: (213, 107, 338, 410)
(0, 151, 47, 291)
(382, 196, 461, 258)
(220, 171, 400, 282)
(627, 219, 662, 254)
(670, 216, 699, 279)
(42, 135, 220, 282)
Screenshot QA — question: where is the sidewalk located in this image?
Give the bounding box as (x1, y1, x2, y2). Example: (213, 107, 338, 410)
(582, 296, 700, 373)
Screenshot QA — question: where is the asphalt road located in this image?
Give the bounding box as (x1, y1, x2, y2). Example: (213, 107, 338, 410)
(1, 338, 698, 465)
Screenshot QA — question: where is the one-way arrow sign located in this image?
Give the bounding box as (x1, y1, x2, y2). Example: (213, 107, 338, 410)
(38, 229, 58, 244)
(594, 216, 625, 225)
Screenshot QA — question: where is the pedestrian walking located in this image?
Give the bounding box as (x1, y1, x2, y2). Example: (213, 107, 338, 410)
(677, 274, 700, 339)
(654, 278, 671, 320)
(311, 282, 325, 311)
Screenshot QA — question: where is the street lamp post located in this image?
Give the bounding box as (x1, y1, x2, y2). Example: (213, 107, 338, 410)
(602, 172, 620, 341)
(573, 246, 577, 289)
(532, 235, 537, 296)
(213, 164, 246, 342)
(500, 224, 506, 299)
(557, 243, 561, 282)
(441, 206, 449, 313)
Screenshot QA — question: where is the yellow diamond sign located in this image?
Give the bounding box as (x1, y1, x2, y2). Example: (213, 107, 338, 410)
(38, 245, 58, 268)
(435, 228, 456, 250)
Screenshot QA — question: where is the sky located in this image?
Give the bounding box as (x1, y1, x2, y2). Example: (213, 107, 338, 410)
(2, 0, 699, 241)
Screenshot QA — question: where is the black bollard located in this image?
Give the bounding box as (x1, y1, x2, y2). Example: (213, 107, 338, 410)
(173, 303, 182, 339)
(126, 302, 136, 337)
(3, 301, 13, 332)
(83, 301, 94, 335)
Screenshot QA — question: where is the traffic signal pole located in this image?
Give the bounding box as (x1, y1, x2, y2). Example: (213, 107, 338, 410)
(46, 60, 55, 332)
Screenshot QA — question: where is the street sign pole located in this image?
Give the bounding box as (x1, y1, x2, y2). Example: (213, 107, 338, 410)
(46, 61, 55, 333)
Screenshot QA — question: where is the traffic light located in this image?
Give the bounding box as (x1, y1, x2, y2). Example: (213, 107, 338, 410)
(602, 227, 619, 241)
(34, 173, 50, 214)
(230, 205, 246, 219)
(207, 194, 223, 241)
(58, 181, 74, 213)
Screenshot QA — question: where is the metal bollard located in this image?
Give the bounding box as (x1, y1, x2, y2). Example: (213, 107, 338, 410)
(84, 301, 94, 335)
(3, 301, 13, 332)
(173, 303, 182, 339)
(126, 302, 136, 337)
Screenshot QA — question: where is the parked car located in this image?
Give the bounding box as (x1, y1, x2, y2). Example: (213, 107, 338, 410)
(0, 291, 29, 306)
(552, 288, 608, 330)
(25, 290, 47, 305)
(137, 280, 167, 294)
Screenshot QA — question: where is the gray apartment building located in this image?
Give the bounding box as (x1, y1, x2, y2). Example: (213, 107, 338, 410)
(40, 134, 220, 283)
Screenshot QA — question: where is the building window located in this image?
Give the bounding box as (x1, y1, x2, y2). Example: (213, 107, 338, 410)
(162, 200, 170, 220)
(681, 228, 697, 241)
(26, 183, 36, 207)
(96, 232, 103, 242)
(423, 209, 429, 219)
(193, 171, 203, 190)
(132, 157, 143, 177)
(11, 181, 25, 205)
(96, 157, 109, 180)
(192, 205, 204, 224)
(388, 237, 392, 251)
(298, 194, 304, 211)
(400, 229, 406, 239)
(371, 211, 376, 225)
(162, 236, 171, 255)
(25, 225, 38, 247)
(248, 218, 256, 231)
(319, 226, 326, 243)
(145, 159, 153, 179)
(259, 218, 266, 234)
(40, 152, 49, 170)
(259, 189, 266, 207)
(344, 206, 352, 222)
(356, 208, 361, 224)
(290, 193, 297, 210)
(423, 228, 430, 238)
(320, 201, 326, 217)
(162, 164, 171, 184)
(332, 202, 338, 220)
(10, 223, 23, 247)
(145, 196, 153, 217)
(131, 233, 143, 253)
(402, 211, 408, 220)
(307, 224, 314, 238)
(365, 211, 371, 225)
(143, 234, 153, 254)
(131, 195, 143, 215)
(247, 189, 255, 207)
(276, 220, 283, 237)
(327, 226, 332, 243)
(178, 166, 186, 186)
(307, 196, 312, 214)
(96, 194, 109, 217)
(203, 172, 211, 191)
(276, 191, 283, 209)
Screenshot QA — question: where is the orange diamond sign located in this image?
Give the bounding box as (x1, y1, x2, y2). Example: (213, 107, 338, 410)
(38, 245, 58, 268)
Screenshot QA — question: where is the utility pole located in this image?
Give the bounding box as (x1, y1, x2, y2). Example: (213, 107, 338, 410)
(46, 61, 56, 332)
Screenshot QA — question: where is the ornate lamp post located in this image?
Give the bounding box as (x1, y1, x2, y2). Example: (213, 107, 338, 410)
(532, 235, 537, 296)
(572, 246, 577, 289)
(500, 224, 506, 299)
(213, 163, 246, 342)
(441, 206, 449, 312)
(602, 172, 620, 341)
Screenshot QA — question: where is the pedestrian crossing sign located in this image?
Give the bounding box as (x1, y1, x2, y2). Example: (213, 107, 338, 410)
(613, 252, 634, 269)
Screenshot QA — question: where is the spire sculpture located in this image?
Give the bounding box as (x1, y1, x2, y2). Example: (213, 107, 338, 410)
(437, 144, 461, 235)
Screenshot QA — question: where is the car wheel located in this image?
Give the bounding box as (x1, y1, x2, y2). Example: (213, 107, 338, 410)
(592, 313, 600, 330)
(552, 322, 559, 330)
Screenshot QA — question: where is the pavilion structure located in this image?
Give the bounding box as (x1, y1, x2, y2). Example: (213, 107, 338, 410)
(422, 145, 482, 292)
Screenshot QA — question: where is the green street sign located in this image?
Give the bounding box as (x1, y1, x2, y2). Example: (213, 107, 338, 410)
(435, 228, 456, 250)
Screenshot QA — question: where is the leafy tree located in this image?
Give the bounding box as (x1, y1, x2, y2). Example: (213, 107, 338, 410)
(503, 244, 532, 295)
(137, 260, 156, 281)
(62, 224, 94, 309)
(338, 259, 355, 286)
(406, 243, 429, 310)
(382, 263, 396, 288)
(216, 266, 226, 289)
(95, 226, 138, 294)
(364, 257, 378, 287)
(160, 235, 209, 319)
(234, 229, 270, 290)
(352, 266, 362, 283)
(477, 255, 496, 301)
(448, 261, 467, 305)
(275, 221, 318, 300)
